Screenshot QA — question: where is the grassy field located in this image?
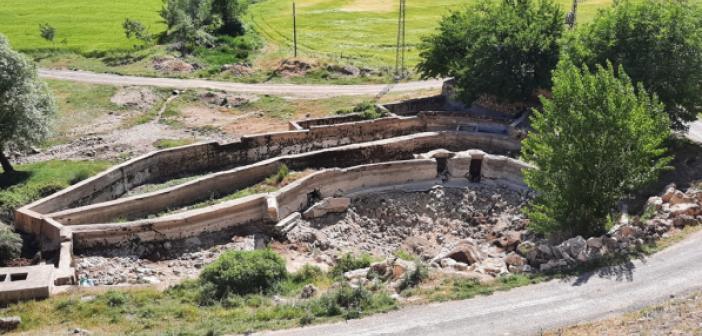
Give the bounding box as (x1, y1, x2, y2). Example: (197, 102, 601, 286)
(247, 0, 623, 67)
(0, 0, 164, 52)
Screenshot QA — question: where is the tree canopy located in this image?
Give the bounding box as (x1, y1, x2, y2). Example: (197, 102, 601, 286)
(564, 0, 702, 129)
(160, 0, 249, 55)
(417, 0, 565, 104)
(522, 61, 671, 238)
(0, 35, 56, 173)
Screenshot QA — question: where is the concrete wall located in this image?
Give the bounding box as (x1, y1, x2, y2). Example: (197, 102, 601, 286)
(383, 95, 447, 116)
(48, 132, 520, 226)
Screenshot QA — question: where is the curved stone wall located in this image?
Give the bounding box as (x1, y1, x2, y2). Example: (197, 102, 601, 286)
(4, 109, 529, 303)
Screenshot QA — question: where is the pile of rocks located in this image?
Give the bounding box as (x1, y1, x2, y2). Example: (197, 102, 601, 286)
(287, 184, 532, 281)
(342, 257, 418, 292)
(508, 184, 702, 273)
(76, 235, 261, 286)
(153, 56, 196, 73)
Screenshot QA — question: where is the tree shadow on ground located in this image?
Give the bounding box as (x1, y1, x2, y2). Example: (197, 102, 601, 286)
(559, 253, 649, 287)
(0, 171, 31, 189)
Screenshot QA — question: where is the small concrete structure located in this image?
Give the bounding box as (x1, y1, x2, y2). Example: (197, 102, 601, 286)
(2, 99, 531, 302)
(0, 265, 54, 303)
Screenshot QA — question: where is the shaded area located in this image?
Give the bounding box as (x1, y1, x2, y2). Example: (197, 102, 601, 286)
(627, 138, 702, 213)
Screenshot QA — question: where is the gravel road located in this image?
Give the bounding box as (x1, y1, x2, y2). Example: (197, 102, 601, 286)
(39, 69, 445, 98)
(264, 229, 702, 336)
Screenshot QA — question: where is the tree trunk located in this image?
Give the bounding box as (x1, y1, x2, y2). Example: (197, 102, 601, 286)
(0, 151, 14, 174)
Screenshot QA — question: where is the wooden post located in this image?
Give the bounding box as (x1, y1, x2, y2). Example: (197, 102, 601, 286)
(293, 1, 298, 57)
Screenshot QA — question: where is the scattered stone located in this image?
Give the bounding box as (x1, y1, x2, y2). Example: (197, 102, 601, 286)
(504, 252, 527, 267)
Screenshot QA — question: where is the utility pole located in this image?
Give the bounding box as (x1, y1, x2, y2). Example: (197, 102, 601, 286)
(566, 0, 578, 29)
(293, 1, 298, 57)
(395, 0, 407, 80)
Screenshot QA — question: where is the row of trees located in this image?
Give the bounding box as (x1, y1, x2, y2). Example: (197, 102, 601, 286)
(419, 0, 701, 238)
(418, 0, 702, 129)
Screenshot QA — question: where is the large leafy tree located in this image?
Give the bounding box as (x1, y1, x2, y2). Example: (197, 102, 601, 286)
(0, 35, 56, 174)
(211, 0, 249, 36)
(564, 0, 702, 129)
(161, 0, 249, 55)
(522, 61, 671, 238)
(417, 0, 565, 104)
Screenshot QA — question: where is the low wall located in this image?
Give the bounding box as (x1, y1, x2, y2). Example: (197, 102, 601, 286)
(48, 132, 520, 226)
(383, 95, 447, 116)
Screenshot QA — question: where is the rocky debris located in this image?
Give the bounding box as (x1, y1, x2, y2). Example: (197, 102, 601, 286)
(302, 197, 351, 219)
(69, 328, 92, 335)
(326, 64, 360, 77)
(300, 284, 318, 299)
(153, 56, 196, 73)
(111, 87, 158, 111)
(287, 184, 530, 280)
(342, 257, 417, 292)
(221, 64, 254, 77)
(0, 317, 21, 332)
(200, 91, 254, 108)
(76, 235, 261, 286)
(514, 184, 702, 273)
(275, 59, 317, 77)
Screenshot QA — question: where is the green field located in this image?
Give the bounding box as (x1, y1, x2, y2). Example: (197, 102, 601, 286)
(248, 0, 621, 66)
(1, 0, 700, 67)
(0, 0, 164, 52)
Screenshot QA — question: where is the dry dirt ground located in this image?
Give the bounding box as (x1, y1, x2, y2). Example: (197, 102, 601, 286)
(548, 291, 702, 336)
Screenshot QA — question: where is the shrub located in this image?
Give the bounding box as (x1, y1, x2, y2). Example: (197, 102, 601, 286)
(522, 61, 671, 237)
(0, 224, 22, 266)
(290, 264, 324, 283)
(105, 290, 128, 307)
(564, 0, 702, 129)
(397, 262, 428, 292)
(417, 0, 564, 104)
(199, 249, 287, 300)
(331, 253, 372, 278)
(275, 164, 289, 184)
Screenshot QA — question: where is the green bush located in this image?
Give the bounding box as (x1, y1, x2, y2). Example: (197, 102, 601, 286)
(0, 224, 22, 266)
(290, 264, 324, 283)
(331, 253, 372, 278)
(105, 290, 128, 307)
(275, 164, 289, 184)
(199, 249, 287, 300)
(398, 262, 428, 292)
(417, 0, 564, 104)
(522, 61, 671, 237)
(564, 0, 702, 129)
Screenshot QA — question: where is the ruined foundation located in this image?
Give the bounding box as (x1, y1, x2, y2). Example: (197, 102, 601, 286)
(2, 96, 530, 302)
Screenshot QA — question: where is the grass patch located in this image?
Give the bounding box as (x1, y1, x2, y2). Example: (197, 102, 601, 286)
(409, 274, 544, 302)
(0, 253, 396, 335)
(0, 160, 110, 221)
(240, 95, 295, 119)
(0, 0, 165, 52)
(153, 138, 196, 150)
(248, 0, 671, 68)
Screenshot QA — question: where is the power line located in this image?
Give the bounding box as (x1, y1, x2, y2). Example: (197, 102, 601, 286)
(395, 0, 407, 80)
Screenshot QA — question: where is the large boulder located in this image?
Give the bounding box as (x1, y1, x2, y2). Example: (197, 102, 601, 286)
(670, 203, 701, 217)
(444, 241, 483, 265)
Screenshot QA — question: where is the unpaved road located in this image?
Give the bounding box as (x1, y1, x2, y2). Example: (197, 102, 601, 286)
(265, 229, 702, 336)
(39, 69, 445, 98)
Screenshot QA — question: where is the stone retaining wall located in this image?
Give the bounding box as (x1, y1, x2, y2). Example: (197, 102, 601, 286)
(5, 109, 528, 303)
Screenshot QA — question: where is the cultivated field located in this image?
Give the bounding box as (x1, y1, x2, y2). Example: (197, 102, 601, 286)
(0, 0, 163, 52)
(247, 0, 624, 66)
(1, 0, 685, 63)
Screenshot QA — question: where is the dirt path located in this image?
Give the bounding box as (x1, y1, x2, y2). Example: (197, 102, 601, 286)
(39, 69, 445, 99)
(263, 229, 702, 336)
